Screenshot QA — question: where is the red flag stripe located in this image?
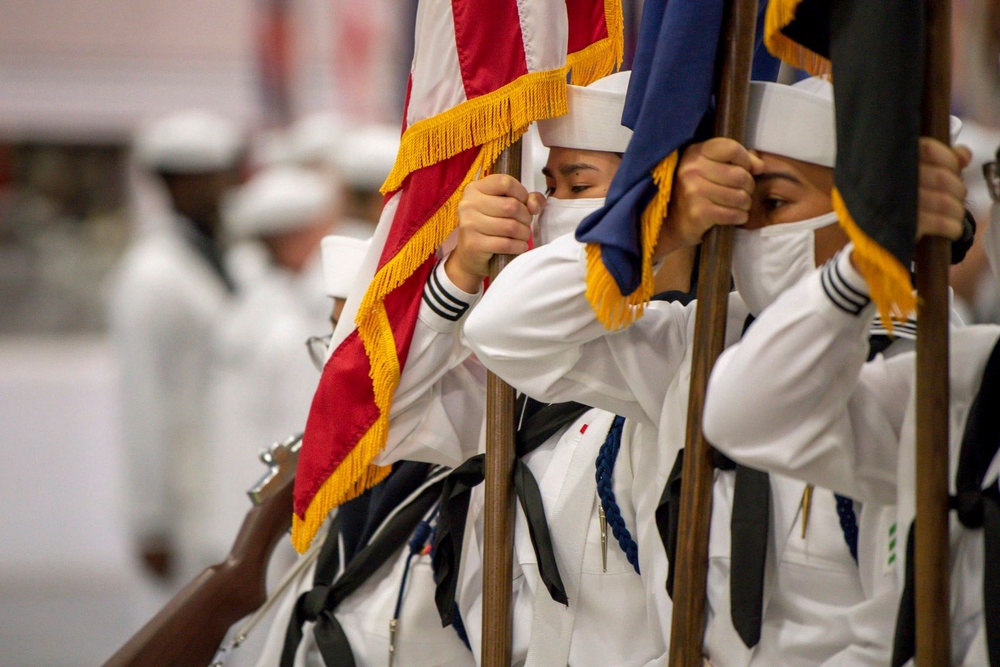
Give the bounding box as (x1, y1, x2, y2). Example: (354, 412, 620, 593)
(451, 0, 529, 100)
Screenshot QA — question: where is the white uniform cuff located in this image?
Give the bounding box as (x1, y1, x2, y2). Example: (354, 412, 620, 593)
(420, 258, 481, 330)
(820, 245, 872, 316)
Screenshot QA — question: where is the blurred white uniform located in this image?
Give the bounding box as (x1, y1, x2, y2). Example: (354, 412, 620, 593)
(201, 255, 328, 556)
(109, 111, 244, 579)
(202, 167, 338, 558)
(110, 217, 236, 574)
(250, 236, 473, 667)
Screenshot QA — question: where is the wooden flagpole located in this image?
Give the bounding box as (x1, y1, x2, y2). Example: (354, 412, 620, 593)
(481, 139, 524, 667)
(668, 1, 758, 665)
(914, 0, 952, 662)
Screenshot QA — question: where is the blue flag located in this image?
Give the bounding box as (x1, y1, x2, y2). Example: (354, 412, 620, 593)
(576, 0, 777, 329)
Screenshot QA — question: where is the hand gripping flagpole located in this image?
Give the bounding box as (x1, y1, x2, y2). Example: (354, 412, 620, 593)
(481, 139, 523, 667)
(668, 2, 757, 666)
(914, 0, 952, 662)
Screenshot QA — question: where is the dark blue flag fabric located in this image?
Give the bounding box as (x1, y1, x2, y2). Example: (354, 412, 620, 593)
(575, 0, 777, 329)
(764, 0, 923, 324)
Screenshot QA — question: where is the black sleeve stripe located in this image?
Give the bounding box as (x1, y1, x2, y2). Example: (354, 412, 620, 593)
(831, 257, 870, 302)
(821, 269, 862, 314)
(422, 292, 463, 322)
(870, 317, 917, 337)
(425, 275, 466, 316)
(821, 254, 870, 316)
(825, 270, 866, 311)
(430, 264, 471, 309)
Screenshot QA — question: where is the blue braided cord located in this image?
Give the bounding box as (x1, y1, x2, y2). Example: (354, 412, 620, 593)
(394, 504, 440, 621)
(834, 494, 859, 563)
(408, 518, 433, 555)
(595, 415, 640, 574)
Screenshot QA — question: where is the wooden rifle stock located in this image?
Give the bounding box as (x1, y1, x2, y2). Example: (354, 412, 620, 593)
(668, 2, 757, 665)
(104, 435, 301, 667)
(914, 0, 952, 662)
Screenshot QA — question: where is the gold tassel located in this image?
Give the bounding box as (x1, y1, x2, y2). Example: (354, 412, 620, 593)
(763, 0, 832, 77)
(567, 0, 625, 86)
(832, 188, 915, 331)
(291, 134, 520, 553)
(381, 69, 568, 194)
(584, 152, 678, 330)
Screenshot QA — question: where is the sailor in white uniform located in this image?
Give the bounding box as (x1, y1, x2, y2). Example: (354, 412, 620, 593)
(202, 166, 338, 560)
(463, 78, 935, 665)
(240, 234, 474, 667)
(379, 72, 690, 666)
(703, 138, 997, 666)
(108, 110, 245, 585)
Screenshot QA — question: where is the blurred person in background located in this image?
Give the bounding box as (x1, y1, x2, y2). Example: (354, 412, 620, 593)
(947, 0, 1000, 322)
(327, 123, 399, 237)
(285, 111, 350, 176)
(244, 235, 473, 667)
(200, 165, 339, 565)
(107, 109, 246, 587)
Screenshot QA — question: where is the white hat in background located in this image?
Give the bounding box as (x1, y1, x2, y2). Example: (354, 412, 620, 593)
(134, 109, 245, 173)
(250, 128, 294, 170)
(745, 77, 963, 168)
(321, 235, 370, 299)
(288, 112, 351, 167)
(536, 71, 633, 154)
(224, 166, 337, 239)
(331, 124, 401, 191)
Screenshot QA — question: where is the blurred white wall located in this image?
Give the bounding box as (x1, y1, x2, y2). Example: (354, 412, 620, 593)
(0, 0, 337, 142)
(0, 336, 162, 666)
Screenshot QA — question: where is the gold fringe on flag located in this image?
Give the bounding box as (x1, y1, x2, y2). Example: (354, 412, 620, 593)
(584, 151, 678, 330)
(763, 0, 831, 77)
(832, 188, 915, 331)
(291, 134, 518, 553)
(381, 69, 568, 195)
(567, 0, 625, 86)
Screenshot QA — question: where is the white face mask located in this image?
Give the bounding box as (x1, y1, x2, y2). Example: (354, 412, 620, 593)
(534, 196, 605, 246)
(732, 210, 840, 315)
(985, 204, 1000, 285)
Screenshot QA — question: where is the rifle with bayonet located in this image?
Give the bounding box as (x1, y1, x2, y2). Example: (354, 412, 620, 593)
(104, 434, 301, 667)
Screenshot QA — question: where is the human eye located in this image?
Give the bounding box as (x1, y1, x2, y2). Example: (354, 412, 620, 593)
(571, 183, 592, 194)
(763, 196, 787, 212)
(544, 176, 556, 197)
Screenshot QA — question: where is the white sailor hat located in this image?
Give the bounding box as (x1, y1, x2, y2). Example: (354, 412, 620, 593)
(536, 71, 633, 154)
(321, 235, 370, 299)
(331, 124, 400, 191)
(250, 128, 294, 169)
(224, 166, 336, 239)
(746, 77, 963, 168)
(134, 110, 245, 173)
(288, 112, 351, 167)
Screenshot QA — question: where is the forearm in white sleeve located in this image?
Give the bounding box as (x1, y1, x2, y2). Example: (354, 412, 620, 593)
(704, 247, 908, 504)
(378, 258, 486, 467)
(464, 234, 694, 426)
(391, 257, 481, 415)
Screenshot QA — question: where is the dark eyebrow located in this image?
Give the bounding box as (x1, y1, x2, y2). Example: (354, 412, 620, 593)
(542, 163, 600, 179)
(559, 162, 599, 177)
(755, 171, 804, 187)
